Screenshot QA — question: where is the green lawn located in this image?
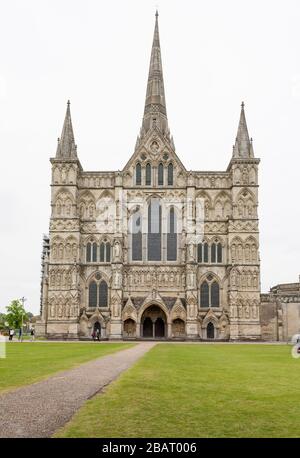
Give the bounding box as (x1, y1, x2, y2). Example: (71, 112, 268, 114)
(0, 342, 134, 394)
(56, 343, 300, 438)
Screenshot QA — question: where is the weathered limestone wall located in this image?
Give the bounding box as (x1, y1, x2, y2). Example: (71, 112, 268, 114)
(260, 282, 300, 341)
(260, 298, 279, 341)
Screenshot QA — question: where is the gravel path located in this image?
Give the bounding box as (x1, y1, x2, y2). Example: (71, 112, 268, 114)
(0, 342, 156, 438)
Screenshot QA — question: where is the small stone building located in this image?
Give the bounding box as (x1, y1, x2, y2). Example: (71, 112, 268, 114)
(260, 280, 300, 341)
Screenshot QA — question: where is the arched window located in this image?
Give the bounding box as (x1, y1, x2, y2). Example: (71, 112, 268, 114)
(148, 198, 161, 261)
(197, 243, 203, 263)
(99, 281, 108, 307)
(106, 243, 111, 262)
(217, 243, 222, 263)
(100, 243, 105, 262)
(203, 242, 209, 263)
(200, 281, 209, 307)
(211, 243, 216, 263)
(86, 242, 92, 262)
(136, 163, 141, 185)
(99, 242, 111, 262)
(200, 279, 220, 307)
(146, 163, 151, 185)
(168, 163, 173, 185)
(211, 281, 220, 307)
(158, 163, 164, 186)
(88, 281, 97, 307)
(92, 242, 97, 262)
(132, 208, 142, 261)
(167, 207, 177, 261)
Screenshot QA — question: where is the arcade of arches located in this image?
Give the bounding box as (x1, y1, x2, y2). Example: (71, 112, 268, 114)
(121, 304, 218, 340)
(141, 305, 167, 338)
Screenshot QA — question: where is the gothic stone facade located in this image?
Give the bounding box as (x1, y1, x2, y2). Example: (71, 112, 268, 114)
(36, 13, 261, 340)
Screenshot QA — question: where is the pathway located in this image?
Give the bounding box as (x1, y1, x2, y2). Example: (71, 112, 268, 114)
(0, 342, 156, 438)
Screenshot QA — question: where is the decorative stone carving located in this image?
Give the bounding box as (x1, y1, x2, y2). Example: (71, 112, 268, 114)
(124, 267, 184, 289)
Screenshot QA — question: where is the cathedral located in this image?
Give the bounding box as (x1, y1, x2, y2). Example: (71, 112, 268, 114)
(36, 12, 262, 341)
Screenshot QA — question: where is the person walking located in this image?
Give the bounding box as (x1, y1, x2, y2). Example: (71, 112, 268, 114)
(18, 328, 22, 342)
(9, 329, 14, 341)
(91, 330, 96, 341)
(30, 328, 35, 342)
(96, 328, 100, 341)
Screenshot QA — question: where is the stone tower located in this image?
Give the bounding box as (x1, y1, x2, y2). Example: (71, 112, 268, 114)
(226, 103, 261, 339)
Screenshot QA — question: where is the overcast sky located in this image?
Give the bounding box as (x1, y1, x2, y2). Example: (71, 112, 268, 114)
(0, 0, 299, 315)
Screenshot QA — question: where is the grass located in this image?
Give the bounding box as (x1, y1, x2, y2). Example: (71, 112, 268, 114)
(0, 342, 134, 394)
(11, 335, 46, 341)
(56, 343, 300, 438)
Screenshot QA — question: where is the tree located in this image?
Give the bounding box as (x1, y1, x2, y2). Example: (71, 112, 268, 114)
(6, 300, 29, 329)
(25, 312, 34, 332)
(0, 313, 7, 331)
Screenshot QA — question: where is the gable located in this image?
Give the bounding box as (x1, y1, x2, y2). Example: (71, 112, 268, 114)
(122, 127, 186, 184)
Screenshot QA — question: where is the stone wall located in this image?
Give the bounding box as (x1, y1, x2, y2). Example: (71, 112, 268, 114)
(260, 281, 300, 341)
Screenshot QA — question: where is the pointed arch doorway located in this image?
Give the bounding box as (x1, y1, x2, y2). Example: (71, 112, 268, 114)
(207, 322, 215, 339)
(141, 305, 167, 339)
(92, 321, 101, 340)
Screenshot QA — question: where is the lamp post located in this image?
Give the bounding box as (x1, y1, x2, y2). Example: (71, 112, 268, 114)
(20, 296, 27, 342)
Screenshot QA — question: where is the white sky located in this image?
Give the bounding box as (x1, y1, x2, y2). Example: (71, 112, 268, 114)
(0, 0, 299, 315)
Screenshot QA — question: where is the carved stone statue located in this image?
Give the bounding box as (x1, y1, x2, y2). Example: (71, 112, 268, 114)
(61, 168, 66, 183)
(242, 167, 248, 184)
(231, 269, 237, 288)
(114, 240, 122, 261)
(71, 266, 77, 287)
(50, 305, 56, 318)
(188, 243, 195, 262)
(112, 300, 120, 318)
(113, 268, 122, 289)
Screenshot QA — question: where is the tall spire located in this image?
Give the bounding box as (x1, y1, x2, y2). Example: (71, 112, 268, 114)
(141, 11, 169, 138)
(56, 100, 77, 159)
(232, 102, 254, 158)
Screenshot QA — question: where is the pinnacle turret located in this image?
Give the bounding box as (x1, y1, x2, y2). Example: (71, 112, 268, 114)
(232, 102, 254, 158)
(56, 100, 77, 159)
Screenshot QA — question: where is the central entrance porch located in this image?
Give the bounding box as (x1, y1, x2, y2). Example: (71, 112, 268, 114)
(141, 305, 167, 339)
